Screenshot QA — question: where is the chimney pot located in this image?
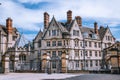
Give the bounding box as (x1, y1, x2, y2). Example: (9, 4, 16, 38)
(6, 17, 13, 34)
(94, 22, 98, 34)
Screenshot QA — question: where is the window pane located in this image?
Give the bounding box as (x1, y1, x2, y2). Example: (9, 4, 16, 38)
(58, 41, 62, 46)
(52, 30, 56, 36)
(52, 51, 56, 57)
(76, 61, 79, 68)
(47, 41, 50, 46)
(52, 41, 56, 46)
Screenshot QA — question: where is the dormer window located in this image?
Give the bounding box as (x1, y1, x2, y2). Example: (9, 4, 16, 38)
(83, 32, 88, 38)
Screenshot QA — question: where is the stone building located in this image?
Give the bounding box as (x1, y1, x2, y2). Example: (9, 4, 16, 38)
(0, 18, 19, 72)
(103, 41, 120, 73)
(0, 18, 32, 73)
(33, 10, 115, 73)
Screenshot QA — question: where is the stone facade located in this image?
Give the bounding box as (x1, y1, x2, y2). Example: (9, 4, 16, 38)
(103, 42, 120, 73)
(33, 10, 115, 73)
(0, 18, 33, 73)
(0, 18, 20, 73)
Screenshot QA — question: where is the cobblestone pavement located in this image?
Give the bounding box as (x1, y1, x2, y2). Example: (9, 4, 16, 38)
(64, 74, 120, 80)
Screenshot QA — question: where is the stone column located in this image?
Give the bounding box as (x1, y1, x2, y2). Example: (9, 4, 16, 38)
(2, 53, 9, 73)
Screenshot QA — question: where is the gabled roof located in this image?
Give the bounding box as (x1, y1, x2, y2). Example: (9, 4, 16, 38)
(57, 22, 69, 33)
(42, 16, 70, 38)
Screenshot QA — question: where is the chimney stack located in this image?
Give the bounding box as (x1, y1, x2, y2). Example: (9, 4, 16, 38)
(67, 10, 72, 24)
(75, 16, 82, 27)
(44, 12, 49, 29)
(6, 17, 13, 34)
(94, 22, 98, 34)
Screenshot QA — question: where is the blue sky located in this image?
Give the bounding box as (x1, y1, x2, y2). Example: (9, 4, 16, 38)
(0, 0, 120, 41)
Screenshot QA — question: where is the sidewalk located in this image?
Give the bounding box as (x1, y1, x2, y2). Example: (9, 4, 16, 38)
(0, 73, 82, 80)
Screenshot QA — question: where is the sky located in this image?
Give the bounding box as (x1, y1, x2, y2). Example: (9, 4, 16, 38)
(0, 0, 120, 41)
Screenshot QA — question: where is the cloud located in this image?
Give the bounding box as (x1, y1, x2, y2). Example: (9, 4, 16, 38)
(17, 0, 50, 4)
(0, 0, 120, 41)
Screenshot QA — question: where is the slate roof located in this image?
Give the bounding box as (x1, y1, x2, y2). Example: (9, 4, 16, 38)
(57, 22, 69, 34)
(34, 30, 43, 42)
(80, 27, 94, 34)
(65, 20, 75, 31)
(99, 26, 107, 40)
